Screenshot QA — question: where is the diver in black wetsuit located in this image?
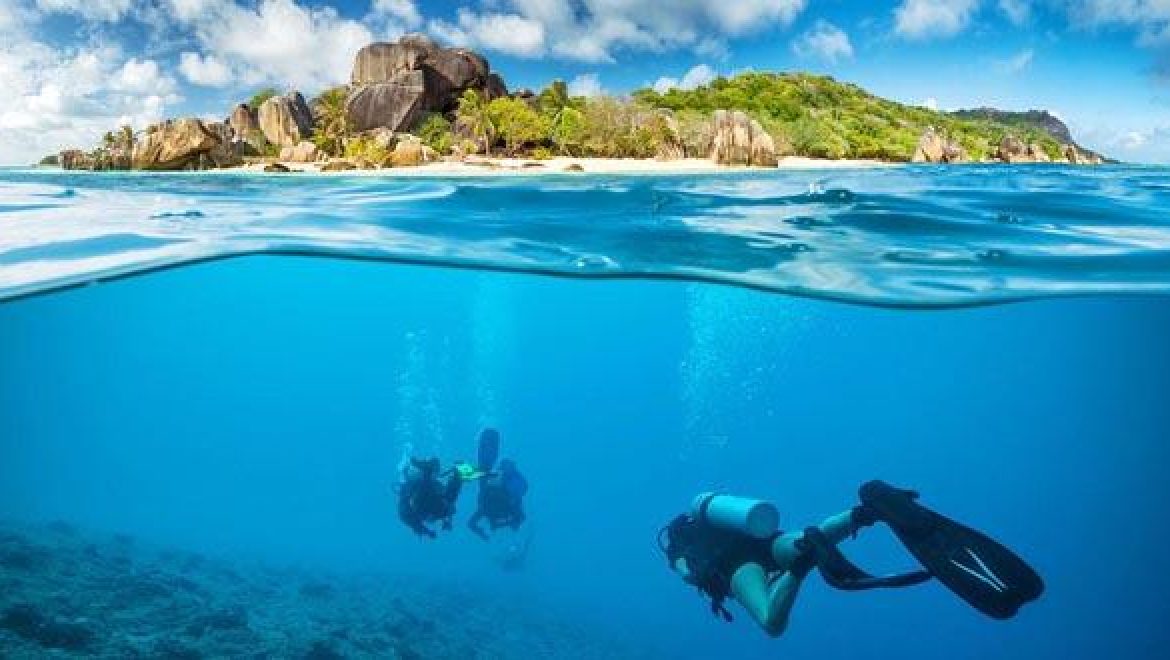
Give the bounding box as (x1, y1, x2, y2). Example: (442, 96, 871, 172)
(468, 459, 528, 541)
(659, 481, 1044, 638)
(397, 457, 464, 539)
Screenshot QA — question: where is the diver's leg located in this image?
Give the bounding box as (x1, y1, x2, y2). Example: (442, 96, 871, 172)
(771, 509, 860, 568)
(730, 562, 803, 637)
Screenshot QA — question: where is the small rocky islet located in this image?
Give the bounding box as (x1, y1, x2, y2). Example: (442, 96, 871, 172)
(48, 33, 1106, 173)
(0, 520, 652, 659)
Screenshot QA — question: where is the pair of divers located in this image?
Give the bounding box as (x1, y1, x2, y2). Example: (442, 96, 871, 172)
(660, 480, 1044, 637)
(396, 429, 528, 541)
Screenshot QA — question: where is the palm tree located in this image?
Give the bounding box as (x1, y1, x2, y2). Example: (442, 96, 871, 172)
(456, 89, 494, 156)
(312, 86, 350, 157)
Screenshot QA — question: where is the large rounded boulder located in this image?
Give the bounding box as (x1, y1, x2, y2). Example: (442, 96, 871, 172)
(258, 92, 314, 147)
(345, 34, 507, 134)
(132, 118, 223, 170)
(710, 110, 776, 167)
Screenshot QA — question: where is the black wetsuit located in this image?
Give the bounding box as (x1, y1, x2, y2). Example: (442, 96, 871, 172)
(662, 514, 782, 621)
(398, 459, 462, 538)
(468, 474, 526, 540)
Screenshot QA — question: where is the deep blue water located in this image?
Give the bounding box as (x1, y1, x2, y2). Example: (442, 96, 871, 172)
(1, 167, 1170, 658)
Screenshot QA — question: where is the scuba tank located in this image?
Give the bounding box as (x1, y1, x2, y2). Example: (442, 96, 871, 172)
(691, 492, 779, 539)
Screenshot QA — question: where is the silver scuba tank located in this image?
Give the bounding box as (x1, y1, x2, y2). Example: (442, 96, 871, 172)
(691, 492, 779, 539)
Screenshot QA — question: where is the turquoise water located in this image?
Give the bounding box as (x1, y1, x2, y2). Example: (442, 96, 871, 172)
(1, 166, 1169, 658)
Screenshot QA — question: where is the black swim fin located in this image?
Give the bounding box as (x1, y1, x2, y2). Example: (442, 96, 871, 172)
(800, 527, 931, 591)
(859, 480, 1045, 619)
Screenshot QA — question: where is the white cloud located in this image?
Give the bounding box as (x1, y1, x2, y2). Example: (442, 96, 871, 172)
(428, 9, 547, 58)
(178, 52, 233, 87)
(0, 39, 180, 164)
(567, 73, 604, 97)
(372, 0, 422, 28)
(791, 20, 853, 62)
(428, 0, 807, 62)
(652, 64, 717, 93)
(921, 97, 939, 110)
(998, 0, 1031, 25)
(1121, 130, 1148, 148)
(167, 0, 374, 91)
(894, 0, 980, 39)
(34, 0, 134, 22)
(995, 47, 1034, 73)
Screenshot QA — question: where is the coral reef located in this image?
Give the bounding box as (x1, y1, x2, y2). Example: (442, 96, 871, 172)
(0, 521, 652, 659)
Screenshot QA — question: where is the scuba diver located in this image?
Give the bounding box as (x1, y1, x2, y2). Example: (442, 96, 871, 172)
(468, 458, 529, 540)
(396, 456, 464, 539)
(659, 480, 1044, 637)
(466, 428, 529, 540)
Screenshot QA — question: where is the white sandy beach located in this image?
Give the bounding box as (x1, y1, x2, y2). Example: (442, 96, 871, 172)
(224, 156, 894, 176)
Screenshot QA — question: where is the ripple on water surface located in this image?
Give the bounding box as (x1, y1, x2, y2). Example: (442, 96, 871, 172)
(0, 166, 1168, 306)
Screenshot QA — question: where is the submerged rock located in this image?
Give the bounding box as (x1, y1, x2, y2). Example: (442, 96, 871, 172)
(0, 603, 97, 652)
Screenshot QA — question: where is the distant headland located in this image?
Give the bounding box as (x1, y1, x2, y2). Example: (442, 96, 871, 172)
(45, 34, 1107, 174)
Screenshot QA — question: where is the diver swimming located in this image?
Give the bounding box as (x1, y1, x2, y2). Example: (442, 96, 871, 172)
(659, 480, 1044, 637)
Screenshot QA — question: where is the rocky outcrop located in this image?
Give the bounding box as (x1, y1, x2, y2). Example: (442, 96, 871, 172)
(280, 141, 320, 163)
(346, 34, 507, 134)
(387, 137, 437, 167)
(912, 127, 966, 163)
(998, 135, 1029, 163)
(1027, 143, 1051, 162)
(132, 119, 225, 170)
(228, 103, 265, 150)
(709, 110, 776, 167)
(258, 92, 313, 147)
(651, 110, 685, 161)
(1063, 144, 1103, 165)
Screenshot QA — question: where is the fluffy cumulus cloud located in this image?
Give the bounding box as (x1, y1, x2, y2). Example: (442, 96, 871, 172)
(428, 0, 807, 62)
(34, 0, 134, 22)
(652, 64, 717, 93)
(791, 20, 853, 62)
(567, 72, 604, 97)
(0, 38, 180, 163)
(894, 0, 980, 39)
(178, 52, 233, 87)
(165, 0, 378, 90)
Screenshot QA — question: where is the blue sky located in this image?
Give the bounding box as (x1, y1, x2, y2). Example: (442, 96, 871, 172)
(1, 0, 1169, 164)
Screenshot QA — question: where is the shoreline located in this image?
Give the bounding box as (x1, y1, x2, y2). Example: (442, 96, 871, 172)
(219, 156, 897, 176)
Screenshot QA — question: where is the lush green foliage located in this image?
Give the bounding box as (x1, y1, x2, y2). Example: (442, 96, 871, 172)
(248, 88, 279, 110)
(416, 113, 454, 155)
(311, 87, 350, 157)
(456, 90, 493, 155)
(634, 72, 1068, 161)
(343, 135, 390, 165)
(486, 97, 550, 155)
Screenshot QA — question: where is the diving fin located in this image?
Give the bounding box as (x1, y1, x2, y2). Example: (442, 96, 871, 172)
(477, 429, 501, 473)
(859, 480, 1045, 619)
(800, 527, 931, 591)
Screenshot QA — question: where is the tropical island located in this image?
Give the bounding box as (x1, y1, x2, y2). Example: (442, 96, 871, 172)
(48, 34, 1107, 174)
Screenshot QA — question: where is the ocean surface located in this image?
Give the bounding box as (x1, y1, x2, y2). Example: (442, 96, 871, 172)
(1, 165, 1169, 658)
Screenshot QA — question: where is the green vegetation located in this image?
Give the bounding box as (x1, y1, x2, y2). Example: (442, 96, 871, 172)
(343, 135, 391, 165)
(416, 113, 454, 155)
(486, 97, 550, 155)
(634, 72, 1069, 161)
(456, 90, 494, 156)
(311, 86, 350, 157)
(248, 88, 279, 110)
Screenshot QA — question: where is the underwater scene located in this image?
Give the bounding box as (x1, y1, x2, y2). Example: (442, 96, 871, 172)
(2, 167, 1170, 659)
